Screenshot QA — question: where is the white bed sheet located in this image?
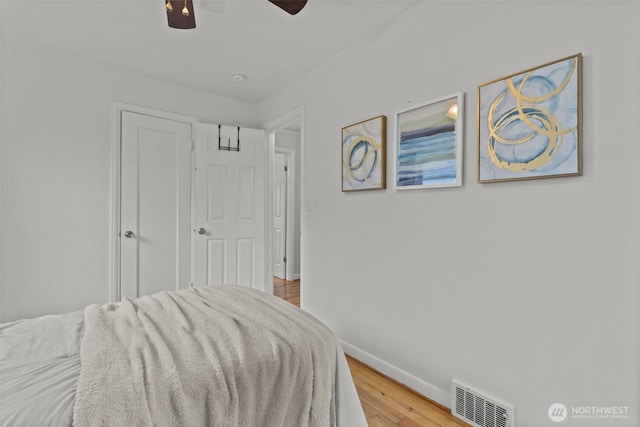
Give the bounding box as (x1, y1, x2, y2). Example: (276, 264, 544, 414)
(0, 310, 84, 427)
(0, 310, 367, 427)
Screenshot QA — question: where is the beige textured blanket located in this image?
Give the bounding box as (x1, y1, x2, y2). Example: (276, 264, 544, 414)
(73, 285, 337, 427)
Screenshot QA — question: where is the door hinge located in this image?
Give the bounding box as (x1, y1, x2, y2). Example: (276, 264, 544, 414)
(190, 140, 194, 152)
(283, 256, 287, 263)
(284, 165, 288, 172)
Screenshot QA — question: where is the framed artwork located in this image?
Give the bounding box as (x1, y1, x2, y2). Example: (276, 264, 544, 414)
(342, 115, 386, 191)
(395, 93, 464, 190)
(477, 53, 582, 183)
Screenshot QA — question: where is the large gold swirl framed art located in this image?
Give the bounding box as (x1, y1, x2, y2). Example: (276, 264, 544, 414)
(477, 53, 582, 183)
(342, 115, 386, 191)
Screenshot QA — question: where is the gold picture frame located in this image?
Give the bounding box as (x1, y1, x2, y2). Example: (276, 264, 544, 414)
(477, 53, 582, 183)
(341, 115, 386, 192)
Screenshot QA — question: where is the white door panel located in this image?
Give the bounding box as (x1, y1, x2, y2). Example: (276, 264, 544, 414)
(273, 153, 287, 279)
(194, 124, 265, 290)
(120, 112, 192, 299)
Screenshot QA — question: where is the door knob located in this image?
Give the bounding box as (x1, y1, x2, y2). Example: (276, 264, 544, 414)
(124, 230, 134, 238)
(197, 228, 206, 235)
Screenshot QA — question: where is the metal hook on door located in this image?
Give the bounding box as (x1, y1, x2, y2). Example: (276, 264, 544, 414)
(218, 125, 240, 152)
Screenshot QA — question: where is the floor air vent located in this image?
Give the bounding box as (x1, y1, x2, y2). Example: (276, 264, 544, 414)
(451, 380, 515, 427)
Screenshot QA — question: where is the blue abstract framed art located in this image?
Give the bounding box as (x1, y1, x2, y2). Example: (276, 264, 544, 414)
(478, 53, 582, 183)
(342, 115, 386, 192)
(395, 93, 464, 190)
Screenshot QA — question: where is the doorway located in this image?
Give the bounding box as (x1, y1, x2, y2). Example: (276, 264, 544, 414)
(266, 107, 303, 305)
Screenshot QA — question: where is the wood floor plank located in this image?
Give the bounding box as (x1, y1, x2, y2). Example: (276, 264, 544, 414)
(398, 415, 429, 427)
(352, 375, 420, 420)
(356, 386, 406, 423)
(361, 399, 402, 427)
(273, 278, 469, 427)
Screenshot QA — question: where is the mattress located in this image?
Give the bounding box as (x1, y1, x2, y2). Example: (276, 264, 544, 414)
(0, 289, 367, 427)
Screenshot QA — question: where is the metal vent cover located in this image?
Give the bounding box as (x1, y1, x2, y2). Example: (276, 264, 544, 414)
(452, 380, 514, 427)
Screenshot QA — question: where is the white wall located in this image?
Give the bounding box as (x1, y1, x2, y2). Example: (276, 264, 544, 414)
(0, 38, 259, 322)
(275, 130, 301, 278)
(257, 1, 639, 426)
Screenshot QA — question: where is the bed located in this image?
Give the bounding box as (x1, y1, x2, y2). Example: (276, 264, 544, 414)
(0, 284, 367, 427)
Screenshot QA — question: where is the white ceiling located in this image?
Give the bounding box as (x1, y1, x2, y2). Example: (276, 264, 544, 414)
(2, 0, 418, 104)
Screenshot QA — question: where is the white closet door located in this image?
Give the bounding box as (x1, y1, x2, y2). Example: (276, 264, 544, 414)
(194, 124, 265, 290)
(120, 111, 192, 299)
(273, 152, 287, 280)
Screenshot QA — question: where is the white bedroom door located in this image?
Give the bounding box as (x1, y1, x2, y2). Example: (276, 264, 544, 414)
(273, 152, 287, 280)
(120, 111, 192, 299)
(193, 124, 265, 290)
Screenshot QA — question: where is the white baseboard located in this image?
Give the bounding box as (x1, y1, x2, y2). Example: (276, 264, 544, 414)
(339, 340, 450, 408)
(292, 273, 300, 280)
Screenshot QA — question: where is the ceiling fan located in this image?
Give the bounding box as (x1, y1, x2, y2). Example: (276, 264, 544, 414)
(166, 0, 308, 29)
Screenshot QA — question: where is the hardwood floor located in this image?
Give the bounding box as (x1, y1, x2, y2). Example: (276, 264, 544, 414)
(273, 276, 300, 307)
(273, 277, 468, 427)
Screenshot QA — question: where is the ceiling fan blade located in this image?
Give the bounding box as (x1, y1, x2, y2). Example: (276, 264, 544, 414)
(166, 0, 196, 29)
(268, 0, 308, 15)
